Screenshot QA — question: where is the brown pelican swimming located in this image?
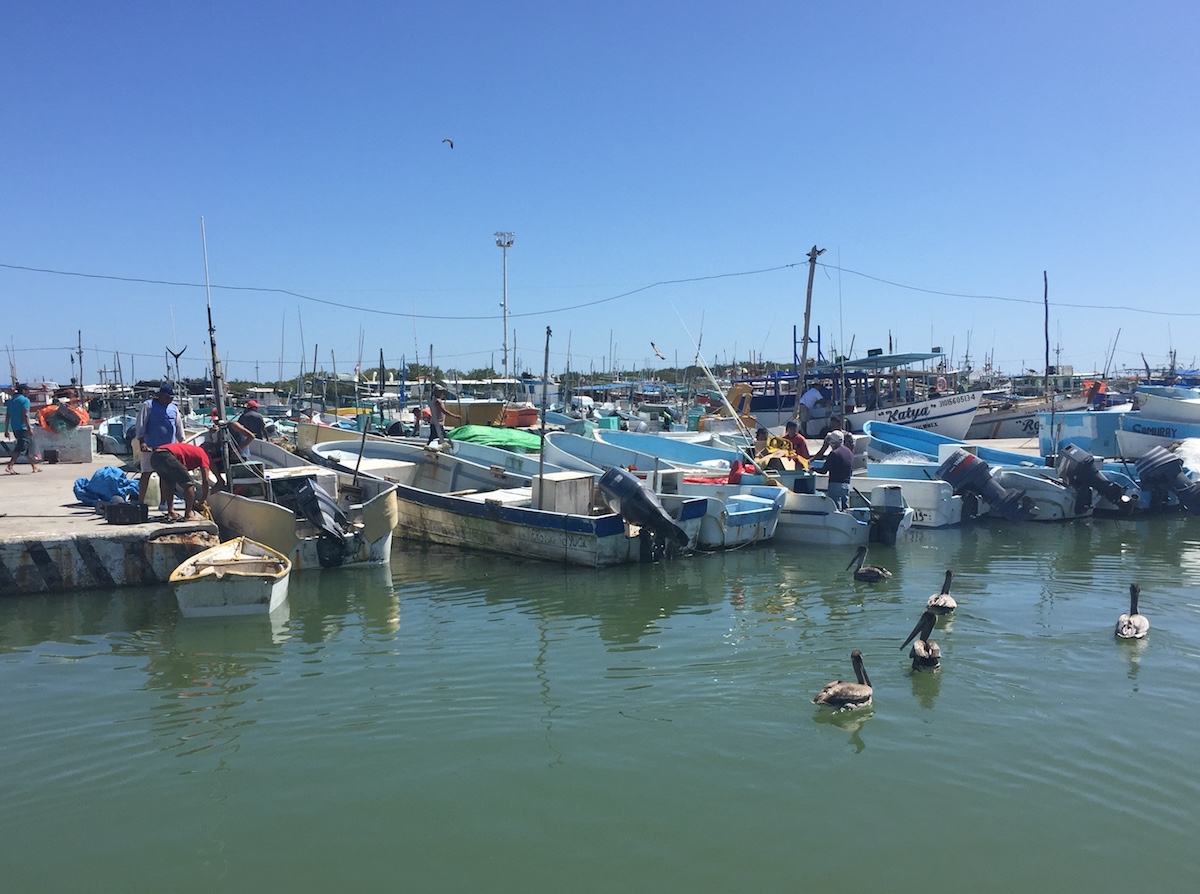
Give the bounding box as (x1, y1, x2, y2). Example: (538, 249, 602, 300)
(1115, 583, 1150, 639)
(901, 609, 941, 671)
(846, 545, 891, 582)
(812, 650, 873, 710)
(926, 570, 956, 614)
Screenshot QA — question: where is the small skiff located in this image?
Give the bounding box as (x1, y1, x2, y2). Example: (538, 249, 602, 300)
(170, 536, 291, 618)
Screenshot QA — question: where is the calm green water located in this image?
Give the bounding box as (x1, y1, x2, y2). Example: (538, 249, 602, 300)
(3, 517, 1200, 892)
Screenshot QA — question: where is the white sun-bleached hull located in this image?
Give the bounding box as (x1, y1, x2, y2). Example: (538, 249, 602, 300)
(170, 536, 291, 618)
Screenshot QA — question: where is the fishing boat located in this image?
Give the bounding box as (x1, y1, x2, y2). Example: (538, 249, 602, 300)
(730, 352, 983, 439)
(309, 438, 781, 551)
(169, 536, 291, 618)
(965, 393, 1089, 440)
(206, 439, 398, 571)
(542, 430, 731, 478)
(310, 442, 709, 567)
(593, 428, 746, 467)
(863, 420, 1142, 520)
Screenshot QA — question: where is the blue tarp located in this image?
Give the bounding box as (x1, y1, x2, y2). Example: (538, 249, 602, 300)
(74, 466, 140, 506)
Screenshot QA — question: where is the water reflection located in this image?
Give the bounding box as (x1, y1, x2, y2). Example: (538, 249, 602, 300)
(287, 563, 399, 644)
(386, 541, 746, 647)
(1117, 635, 1148, 688)
(144, 611, 290, 759)
(909, 665, 943, 709)
(0, 586, 173, 651)
(812, 706, 872, 753)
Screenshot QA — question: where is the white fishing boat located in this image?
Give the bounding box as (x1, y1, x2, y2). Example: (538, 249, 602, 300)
(730, 352, 983, 439)
(170, 536, 291, 618)
(965, 394, 1089, 440)
(311, 443, 709, 567)
(206, 439, 398, 571)
(309, 437, 780, 552)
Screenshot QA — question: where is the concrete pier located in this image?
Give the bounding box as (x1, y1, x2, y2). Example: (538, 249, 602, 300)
(0, 454, 219, 596)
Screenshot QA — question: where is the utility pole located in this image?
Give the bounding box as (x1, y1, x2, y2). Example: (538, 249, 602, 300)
(798, 244, 825, 409)
(495, 231, 515, 386)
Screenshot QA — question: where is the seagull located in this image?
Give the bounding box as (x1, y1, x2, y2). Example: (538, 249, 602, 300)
(901, 609, 941, 672)
(846, 545, 891, 583)
(651, 342, 666, 361)
(812, 650, 873, 711)
(442, 139, 454, 149)
(926, 570, 957, 614)
(1115, 583, 1149, 639)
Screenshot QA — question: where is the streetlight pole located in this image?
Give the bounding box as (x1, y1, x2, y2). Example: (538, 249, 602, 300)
(494, 231, 515, 385)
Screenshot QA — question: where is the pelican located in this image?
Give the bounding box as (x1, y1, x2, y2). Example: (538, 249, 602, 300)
(1115, 583, 1149, 639)
(901, 609, 941, 671)
(442, 138, 454, 149)
(926, 569, 956, 614)
(847, 545, 891, 582)
(812, 650, 873, 710)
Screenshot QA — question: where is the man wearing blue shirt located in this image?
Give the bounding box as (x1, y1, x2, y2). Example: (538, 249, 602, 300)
(4, 383, 41, 474)
(136, 383, 186, 508)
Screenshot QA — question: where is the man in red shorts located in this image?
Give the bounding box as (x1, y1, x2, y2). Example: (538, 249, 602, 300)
(150, 442, 211, 522)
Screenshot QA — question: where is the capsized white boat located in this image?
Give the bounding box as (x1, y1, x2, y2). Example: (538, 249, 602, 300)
(170, 536, 291, 618)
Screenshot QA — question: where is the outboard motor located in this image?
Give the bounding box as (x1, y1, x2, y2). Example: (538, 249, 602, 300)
(1055, 444, 1134, 514)
(598, 467, 690, 560)
(295, 479, 352, 567)
(1135, 446, 1200, 514)
(868, 485, 907, 546)
(936, 449, 1038, 521)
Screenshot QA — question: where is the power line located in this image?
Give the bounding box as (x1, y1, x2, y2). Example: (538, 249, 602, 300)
(5, 257, 1199, 319)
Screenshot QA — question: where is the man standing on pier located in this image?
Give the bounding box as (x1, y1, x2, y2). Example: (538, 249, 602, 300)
(136, 383, 186, 508)
(4, 383, 41, 474)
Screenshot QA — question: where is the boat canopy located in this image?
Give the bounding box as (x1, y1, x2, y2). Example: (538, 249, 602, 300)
(812, 352, 944, 373)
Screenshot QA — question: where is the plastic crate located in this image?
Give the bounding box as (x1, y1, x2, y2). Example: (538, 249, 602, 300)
(105, 502, 149, 525)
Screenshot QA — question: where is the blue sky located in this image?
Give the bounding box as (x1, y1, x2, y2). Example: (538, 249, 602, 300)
(3, 1, 1197, 387)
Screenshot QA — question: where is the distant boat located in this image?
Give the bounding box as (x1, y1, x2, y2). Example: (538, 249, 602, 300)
(170, 536, 291, 618)
(966, 393, 1089, 440)
(730, 352, 984, 439)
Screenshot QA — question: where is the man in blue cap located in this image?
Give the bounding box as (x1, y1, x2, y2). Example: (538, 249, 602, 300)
(4, 383, 41, 474)
(136, 382, 186, 510)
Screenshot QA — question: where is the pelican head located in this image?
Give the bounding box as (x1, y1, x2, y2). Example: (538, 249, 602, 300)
(845, 545, 868, 572)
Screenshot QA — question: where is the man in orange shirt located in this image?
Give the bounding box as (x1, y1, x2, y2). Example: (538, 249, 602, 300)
(150, 442, 211, 522)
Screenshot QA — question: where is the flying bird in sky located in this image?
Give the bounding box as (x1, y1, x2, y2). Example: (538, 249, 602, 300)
(442, 138, 454, 149)
(651, 342, 666, 361)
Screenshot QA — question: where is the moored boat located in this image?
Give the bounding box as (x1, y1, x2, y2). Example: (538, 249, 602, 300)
(170, 536, 291, 618)
(207, 439, 398, 571)
(312, 444, 709, 567)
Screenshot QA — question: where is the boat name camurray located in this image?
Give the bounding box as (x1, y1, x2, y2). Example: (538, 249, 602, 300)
(1128, 422, 1179, 437)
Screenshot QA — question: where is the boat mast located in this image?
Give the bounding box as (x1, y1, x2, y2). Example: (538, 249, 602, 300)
(201, 217, 225, 419)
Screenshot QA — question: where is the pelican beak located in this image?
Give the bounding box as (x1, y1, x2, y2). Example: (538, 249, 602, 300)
(901, 612, 934, 649)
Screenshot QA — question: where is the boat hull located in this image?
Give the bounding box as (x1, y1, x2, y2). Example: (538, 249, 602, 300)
(170, 536, 291, 618)
(390, 481, 707, 567)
